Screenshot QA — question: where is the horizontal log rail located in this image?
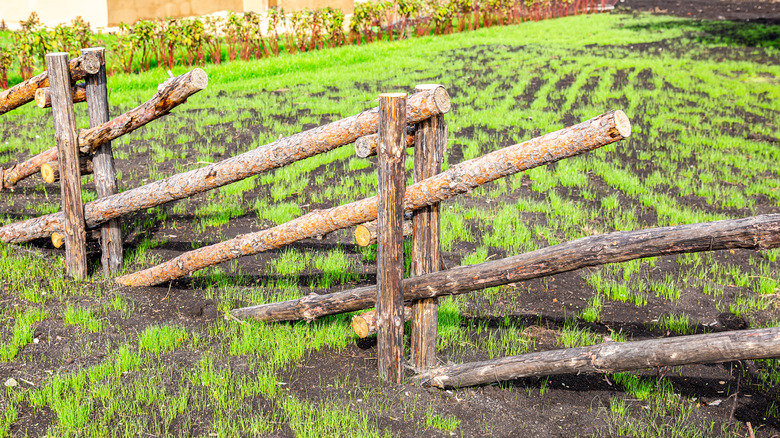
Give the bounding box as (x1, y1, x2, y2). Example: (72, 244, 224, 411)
(355, 128, 416, 158)
(355, 218, 413, 246)
(35, 83, 88, 108)
(116, 110, 630, 287)
(41, 158, 94, 183)
(1, 68, 208, 189)
(413, 328, 780, 388)
(0, 86, 451, 244)
(0, 53, 100, 116)
(230, 214, 780, 322)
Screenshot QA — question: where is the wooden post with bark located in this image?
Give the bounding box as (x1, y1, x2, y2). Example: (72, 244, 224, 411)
(83, 47, 123, 275)
(376, 93, 407, 383)
(230, 214, 780, 322)
(413, 328, 780, 388)
(410, 84, 446, 370)
(113, 110, 629, 287)
(47, 53, 87, 279)
(0, 87, 450, 243)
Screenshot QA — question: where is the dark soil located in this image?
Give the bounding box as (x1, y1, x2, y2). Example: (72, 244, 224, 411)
(622, 0, 780, 23)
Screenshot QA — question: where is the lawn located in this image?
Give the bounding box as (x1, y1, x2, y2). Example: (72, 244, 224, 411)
(0, 10, 779, 437)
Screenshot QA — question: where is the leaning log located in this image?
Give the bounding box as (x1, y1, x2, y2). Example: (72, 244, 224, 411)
(1, 68, 208, 189)
(413, 328, 780, 388)
(35, 83, 87, 108)
(0, 52, 100, 116)
(355, 129, 416, 158)
(230, 214, 780, 321)
(41, 158, 94, 183)
(355, 218, 413, 246)
(117, 110, 630, 287)
(0, 87, 451, 244)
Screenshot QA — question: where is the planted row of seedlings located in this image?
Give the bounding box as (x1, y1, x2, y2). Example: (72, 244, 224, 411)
(0, 0, 616, 83)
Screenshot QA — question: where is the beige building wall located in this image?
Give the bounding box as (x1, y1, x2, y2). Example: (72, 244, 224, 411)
(1, 0, 355, 28)
(1, 0, 109, 29)
(279, 0, 353, 13)
(107, 0, 243, 25)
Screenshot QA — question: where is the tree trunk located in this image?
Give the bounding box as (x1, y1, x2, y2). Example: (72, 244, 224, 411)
(355, 128, 416, 158)
(35, 83, 87, 108)
(48, 53, 87, 279)
(83, 47, 123, 276)
(0, 86, 451, 244)
(376, 93, 407, 383)
(1, 68, 208, 189)
(41, 158, 94, 183)
(355, 218, 413, 247)
(413, 328, 780, 388)
(116, 110, 630, 287)
(231, 214, 780, 322)
(0, 52, 100, 115)
(411, 86, 446, 370)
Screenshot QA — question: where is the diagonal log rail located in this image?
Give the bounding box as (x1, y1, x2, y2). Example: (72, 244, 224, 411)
(116, 110, 630, 287)
(0, 87, 451, 243)
(0, 53, 100, 116)
(230, 214, 780, 321)
(1, 68, 208, 189)
(413, 328, 780, 388)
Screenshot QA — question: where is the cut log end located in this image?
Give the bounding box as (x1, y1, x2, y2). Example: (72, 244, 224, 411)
(34, 88, 47, 108)
(351, 315, 370, 338)
(614, 110, 631, 138)
(355, 224, 372, 247)
(81, 51, 102, 75)
(355, 137, 373, 159)
(41, 163, 56, 184)
(414, 84, 451, 115)
(52, 232, 65, 248)
(191, 68, 209, 90)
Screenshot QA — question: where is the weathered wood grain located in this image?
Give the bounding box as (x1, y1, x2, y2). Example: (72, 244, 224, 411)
(0, 52, 99, 115)
(355, 128, 416, 158)
(376, 93, 407, 383)
(116, 110, 630, 287)
(48, 53, 87, 279)
(0, 87, 450, 243)
(231, 214, 780, 321)
(83, 47, 123, 275)
(410, 85, 446, 370)
(1, 68, 208, 189)
(413, 328, 780, 388)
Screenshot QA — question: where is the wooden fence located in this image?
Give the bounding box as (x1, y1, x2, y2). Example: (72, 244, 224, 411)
(2, 52, 779, 386)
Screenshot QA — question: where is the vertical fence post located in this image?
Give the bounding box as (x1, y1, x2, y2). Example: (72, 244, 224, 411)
(47, 52, 87, 279)
(82, 47, 123, 275)
(377, 93, 407, 383)
(410, 84, 446, 370)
